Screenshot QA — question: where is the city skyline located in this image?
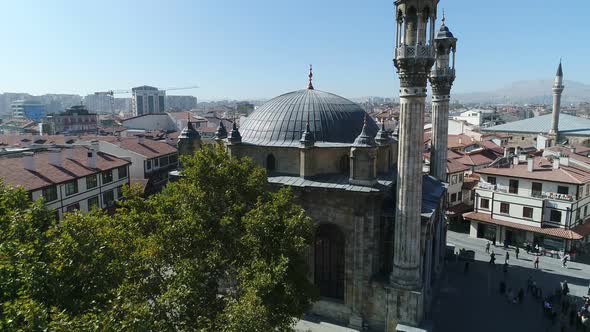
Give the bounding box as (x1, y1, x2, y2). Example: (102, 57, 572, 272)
(0, 0, 588, 100)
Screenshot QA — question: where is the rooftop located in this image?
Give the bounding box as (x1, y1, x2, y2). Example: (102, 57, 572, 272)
(108, 137, 177, 159)
(482, 114, 590, 136)
(0, 147, 130, 192)
(476, 156, 590, 184)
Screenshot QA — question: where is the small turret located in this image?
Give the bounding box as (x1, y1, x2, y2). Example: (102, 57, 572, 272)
(375, 122, 390, 146)
(352, 115, 376, 147)
(214, 121, 228, 141)
(350, 115, 377, 186)
(300, 114, 315, 148)
(177, 119, 202, 157)
(228, 122, 242, 144)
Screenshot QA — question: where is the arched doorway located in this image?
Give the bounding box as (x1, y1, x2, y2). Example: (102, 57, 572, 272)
(314, 223, 345, 300)
(266, 154, 276, 172)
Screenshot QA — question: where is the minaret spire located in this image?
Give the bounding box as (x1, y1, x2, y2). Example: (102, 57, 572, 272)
(549, 60, 565, 141)
(307, 64, 314, 90)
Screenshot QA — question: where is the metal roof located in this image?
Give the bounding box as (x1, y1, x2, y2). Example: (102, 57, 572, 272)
(482, 114, 590, 136)
(240, 89, 378, 147)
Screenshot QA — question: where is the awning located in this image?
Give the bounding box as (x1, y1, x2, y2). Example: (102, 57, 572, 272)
(463, 212, 590, 240)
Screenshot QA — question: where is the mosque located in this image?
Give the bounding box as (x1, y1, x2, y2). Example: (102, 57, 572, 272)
(179, 1, 454, 330)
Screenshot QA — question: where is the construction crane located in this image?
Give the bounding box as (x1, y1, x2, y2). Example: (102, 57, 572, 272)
(93, 86, 199, 115)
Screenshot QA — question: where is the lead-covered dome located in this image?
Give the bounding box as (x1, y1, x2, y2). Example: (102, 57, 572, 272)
(240, 89, 378, 146)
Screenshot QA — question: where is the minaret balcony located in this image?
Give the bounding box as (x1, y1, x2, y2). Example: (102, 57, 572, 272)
(430, 68, 455, 78)
(395, 45, 433, 59)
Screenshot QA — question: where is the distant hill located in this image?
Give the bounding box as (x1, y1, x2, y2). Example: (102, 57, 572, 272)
(455, 80, 590, 104)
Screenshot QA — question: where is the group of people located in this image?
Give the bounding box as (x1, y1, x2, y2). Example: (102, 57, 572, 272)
(486, 241, 543, 269)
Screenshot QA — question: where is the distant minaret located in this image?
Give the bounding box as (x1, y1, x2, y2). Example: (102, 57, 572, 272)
(429, 12, 457, 181)
(549, 61, 564, 142)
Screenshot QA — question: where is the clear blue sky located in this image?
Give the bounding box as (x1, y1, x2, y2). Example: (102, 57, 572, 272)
(0, 0, 588, 100)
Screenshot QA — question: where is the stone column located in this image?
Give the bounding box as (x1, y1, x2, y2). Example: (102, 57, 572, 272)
(429, 85, 451, 181)
(392, 86, 427, 290)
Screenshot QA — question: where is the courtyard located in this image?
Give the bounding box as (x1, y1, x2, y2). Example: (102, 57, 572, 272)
(298, 230, 590, 331)
(432, 231, 590, 332)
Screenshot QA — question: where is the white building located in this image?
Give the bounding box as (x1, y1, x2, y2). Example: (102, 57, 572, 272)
(452, 109, 496, 127)
(0, 144, 130, 219)
(96, 135, 178, 195)
(132, 86, 166, 116)
(464, 151, 590, 252)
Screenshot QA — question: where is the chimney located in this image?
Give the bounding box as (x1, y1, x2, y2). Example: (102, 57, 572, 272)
(513, 156, 519, 165)
(87, 140, 99, 168)
(165, 134, 173, 145)
(571, 146, 577, 154)
(48, 148, 62, 167)
(527, 158, 534, 172)
(560, 156, 569, 167)
(459, 137, 463, 144)
(137, 134, 145, 144)
(503, 148, 509, 158)
(23, 152, 35, 171)
(553, 158, 560, 170)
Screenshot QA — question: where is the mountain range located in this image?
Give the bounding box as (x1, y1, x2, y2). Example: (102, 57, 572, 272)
(455, 80, 590, 105)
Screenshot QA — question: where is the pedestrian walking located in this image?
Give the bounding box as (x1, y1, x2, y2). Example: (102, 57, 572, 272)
(534, 255, 540, 269)
(485, 241, 490, 254)
(515, 246, 520, 259)
(489, 251, 496, 265)
(562, 280, 570, 296)
(492, 236, 496, 246)
(562, 254, 569, 268)
(505, 251, 510, 263)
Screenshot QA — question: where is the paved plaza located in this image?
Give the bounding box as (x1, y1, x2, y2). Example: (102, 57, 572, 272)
(433, 231, 590, 332)
(298, 230, 590, 332)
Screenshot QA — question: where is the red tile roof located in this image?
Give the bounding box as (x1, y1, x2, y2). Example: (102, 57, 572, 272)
(113, 137, 177, 159)
(456, 150, 498, 167)
(0, 147, 130, 191)
(463, 212, 590, 240)
(476, 157, 590, 184)
(447, 158, 470, 174)
(448, 134, 478, 149)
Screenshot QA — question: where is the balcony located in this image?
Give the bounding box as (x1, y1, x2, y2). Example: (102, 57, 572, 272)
(430, 68, 455, 78)
(477, 182, 574, 202)
(395, 45, 433, 59)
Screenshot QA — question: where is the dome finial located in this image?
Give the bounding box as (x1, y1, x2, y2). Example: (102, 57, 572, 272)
(307, 64, 314, 90)
(441, 9, 446, 26)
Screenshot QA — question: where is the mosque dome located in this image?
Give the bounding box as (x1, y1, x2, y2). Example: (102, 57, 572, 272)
(240, 89, 378, 146)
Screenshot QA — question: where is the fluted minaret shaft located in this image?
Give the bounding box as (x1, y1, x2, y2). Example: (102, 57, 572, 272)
(391, 1, 437, 290)
(429, 20, 457, 181)
(550, 62, 564, 138)
(430, 97, 449, 180)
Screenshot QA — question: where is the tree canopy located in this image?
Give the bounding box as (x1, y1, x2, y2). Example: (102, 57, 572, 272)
(0, 145, 317, 331)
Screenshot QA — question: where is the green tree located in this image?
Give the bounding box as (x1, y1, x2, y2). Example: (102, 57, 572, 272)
(0, 145, 316, 331)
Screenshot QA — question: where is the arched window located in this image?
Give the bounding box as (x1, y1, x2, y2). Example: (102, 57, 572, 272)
(266, 154, 276, 172)
(315, 223, 345, 300)
(339, 155, 350, 174)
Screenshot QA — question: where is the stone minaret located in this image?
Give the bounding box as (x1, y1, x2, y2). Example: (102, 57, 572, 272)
(549, 61, 564, 141)
(391, 0, 437, 290)
(428, 14, 457, 181)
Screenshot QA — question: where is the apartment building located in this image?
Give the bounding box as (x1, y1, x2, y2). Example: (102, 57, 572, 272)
(464, 153, 590, 252)
(0, 144, 130, 219)
(96, 135, 178, 194)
